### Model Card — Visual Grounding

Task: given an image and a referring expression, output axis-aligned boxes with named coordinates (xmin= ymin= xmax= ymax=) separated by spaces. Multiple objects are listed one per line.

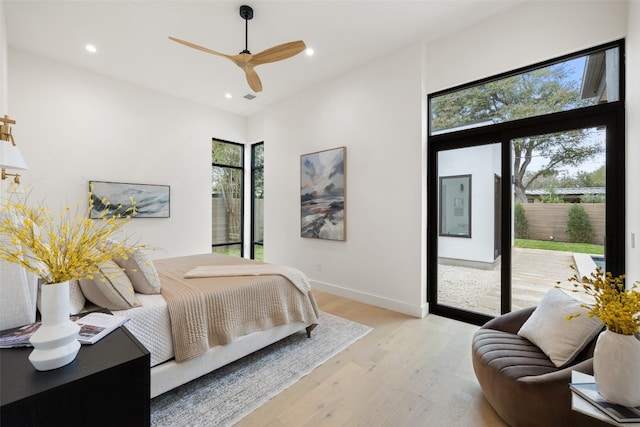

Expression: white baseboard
xmin=310 ymin=280 xmax=428 ymax=318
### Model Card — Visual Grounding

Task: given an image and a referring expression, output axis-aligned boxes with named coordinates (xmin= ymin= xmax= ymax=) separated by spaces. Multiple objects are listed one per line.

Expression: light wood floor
xmin=237 ymin=291 xmax=509 ymax=427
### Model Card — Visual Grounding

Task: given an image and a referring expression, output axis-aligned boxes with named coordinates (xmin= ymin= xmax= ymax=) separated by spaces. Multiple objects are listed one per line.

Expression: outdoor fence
xmin=212 ymin=198 xmax=264 ymax=244
xmin=520 ymin=203 xmax=605 ymax=245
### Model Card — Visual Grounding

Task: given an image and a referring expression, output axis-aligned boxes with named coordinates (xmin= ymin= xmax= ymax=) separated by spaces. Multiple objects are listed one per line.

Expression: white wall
xmin=0 ymin=0 xmax=7 ymax=113
xmin=7 ymin=49 xmax=247 ymax=258
xmin=262 ymin=42 xmax=426 ymax=316
xmin=626 ymin=0 xmax=640 ymax=283
xmin=425 ymin=1 xmax=629 ymax=94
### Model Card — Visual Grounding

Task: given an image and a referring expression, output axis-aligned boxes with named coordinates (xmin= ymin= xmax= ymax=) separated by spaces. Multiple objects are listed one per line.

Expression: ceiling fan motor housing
xmin=240 ymin=5 xmax=253 ymax=20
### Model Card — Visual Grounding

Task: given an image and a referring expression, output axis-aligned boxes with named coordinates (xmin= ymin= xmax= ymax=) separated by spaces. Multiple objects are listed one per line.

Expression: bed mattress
xmin=113 ymin=293 xmax=173 ymax=367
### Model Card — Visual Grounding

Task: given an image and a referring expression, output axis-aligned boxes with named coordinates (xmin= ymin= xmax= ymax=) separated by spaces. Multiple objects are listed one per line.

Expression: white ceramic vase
xmin=28 ymin=281 xmax=81 ymax=371
xmin=593 ymin=329 xmax=640 ymax=407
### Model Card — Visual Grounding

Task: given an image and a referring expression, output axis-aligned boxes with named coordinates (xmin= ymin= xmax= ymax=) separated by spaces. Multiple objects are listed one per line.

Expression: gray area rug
xmin=151 ymin=312 xmax=372 ymax=426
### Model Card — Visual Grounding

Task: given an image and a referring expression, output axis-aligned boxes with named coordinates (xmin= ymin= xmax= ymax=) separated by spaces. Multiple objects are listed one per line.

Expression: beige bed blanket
xmin=184 ymin=264 xmax=311 ymax=294
xmin=154 ymin=253 xmax=319 ymax=362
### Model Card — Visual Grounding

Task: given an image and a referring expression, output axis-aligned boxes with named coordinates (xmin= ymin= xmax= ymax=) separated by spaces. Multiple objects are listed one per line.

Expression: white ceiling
xmin=4 ymin=0 xmax=522 ymax=117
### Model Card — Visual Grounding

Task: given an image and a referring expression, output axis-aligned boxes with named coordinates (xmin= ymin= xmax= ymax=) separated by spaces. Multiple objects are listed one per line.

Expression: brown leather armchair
xmin=472 ymin=307 xmax=610 ymax=427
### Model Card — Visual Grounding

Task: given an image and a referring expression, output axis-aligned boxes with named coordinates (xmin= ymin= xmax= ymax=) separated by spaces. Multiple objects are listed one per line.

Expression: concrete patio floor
xmin=437 ymin=247 xmax=578 ymax=316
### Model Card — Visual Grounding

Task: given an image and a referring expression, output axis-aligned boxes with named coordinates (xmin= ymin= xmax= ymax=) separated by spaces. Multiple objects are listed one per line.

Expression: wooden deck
xmin=438 ymin=247 xmax=579 ymax=316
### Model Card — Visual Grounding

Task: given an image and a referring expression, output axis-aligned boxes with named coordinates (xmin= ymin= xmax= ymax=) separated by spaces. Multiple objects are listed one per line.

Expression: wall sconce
xmin=0 ymin=115 xmax=28 ymax=184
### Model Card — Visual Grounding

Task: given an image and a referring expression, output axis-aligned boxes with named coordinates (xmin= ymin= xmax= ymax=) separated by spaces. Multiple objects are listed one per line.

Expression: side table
xmin=571 ymin=370 xmax=640 ymax=427
xmin=1 ymin=326 xmax=150 ymax=426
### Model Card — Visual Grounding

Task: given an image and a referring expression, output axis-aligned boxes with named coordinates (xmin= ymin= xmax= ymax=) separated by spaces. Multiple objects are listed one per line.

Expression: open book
xmin=0 ymin=311 xmax=129 ymax=347
xmin=570 ymin=381 xmax=640 ymax=423
xmin=75 ymin=312 xmax=129 ymax=344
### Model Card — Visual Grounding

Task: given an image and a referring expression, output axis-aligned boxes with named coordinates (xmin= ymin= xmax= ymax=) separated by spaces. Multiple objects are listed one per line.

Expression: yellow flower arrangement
xmin=0 ymin=186 xmax=139 ymax=284
xmin=561 ymin=267 xmax=640 ymax=335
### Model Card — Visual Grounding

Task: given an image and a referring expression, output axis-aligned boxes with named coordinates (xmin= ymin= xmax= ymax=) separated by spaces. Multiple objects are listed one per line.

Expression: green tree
xmin=575 ymin=165 xmax=605 ymax=187
xmin=431 ymin=64 xmax=603 ymax=203
xmin=566 ymin=204 xmax=595 ymax=243
xmin=538 ymin=185 xmax=564 ymax=203
xmin=514 ymin=202 xmax=529 ymax=239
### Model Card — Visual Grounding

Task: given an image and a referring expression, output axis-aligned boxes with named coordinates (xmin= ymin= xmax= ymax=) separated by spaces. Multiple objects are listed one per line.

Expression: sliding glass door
xmin=436 ymin=143 xmax=503 ymax=318
xmin=428 ymin=41 xmax=624 ymax=325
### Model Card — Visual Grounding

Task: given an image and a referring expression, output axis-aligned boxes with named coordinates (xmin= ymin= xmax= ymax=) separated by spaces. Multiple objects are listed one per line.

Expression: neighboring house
xmin=525 ymin=187 xmax=606 ymax=203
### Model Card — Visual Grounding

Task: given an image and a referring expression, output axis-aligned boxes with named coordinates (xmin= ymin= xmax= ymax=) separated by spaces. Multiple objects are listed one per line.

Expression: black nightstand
xmin=0 ymin=326 xmax=150 ymax=426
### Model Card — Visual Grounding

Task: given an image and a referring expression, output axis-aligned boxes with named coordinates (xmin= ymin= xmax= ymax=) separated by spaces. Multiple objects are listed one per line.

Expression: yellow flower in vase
xmin=561 ymin=267 xmax=640 ymax=335
xmin=0 ymin=185 xmax=146 ymax=371
xmin=0 ymin=184 xmax=142 ymax=284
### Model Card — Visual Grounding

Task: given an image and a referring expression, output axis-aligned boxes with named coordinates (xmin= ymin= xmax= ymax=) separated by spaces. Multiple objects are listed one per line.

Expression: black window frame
xmin=251 ymin=142 xmax=264 ymax=260
xmin=211 ymin=138 xmax=245 ymax=257
xmin=427 ymin=39 xmax=626 ymax=326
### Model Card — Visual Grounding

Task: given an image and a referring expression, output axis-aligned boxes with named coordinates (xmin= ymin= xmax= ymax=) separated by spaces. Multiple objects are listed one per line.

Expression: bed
xmin=84 ymin=252 xmax=321 ymax=398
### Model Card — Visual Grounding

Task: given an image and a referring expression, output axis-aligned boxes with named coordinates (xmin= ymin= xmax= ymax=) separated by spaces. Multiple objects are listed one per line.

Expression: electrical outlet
xmin=632 ymin=233 xmax=636 ymax=249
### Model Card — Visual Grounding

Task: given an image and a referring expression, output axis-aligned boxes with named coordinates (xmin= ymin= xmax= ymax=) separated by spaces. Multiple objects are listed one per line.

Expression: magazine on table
xmin=570 ymin=381 xmax=640 ymax=423
xmin=0 ymin=311 xmax=129 ymax=347
xmin=74 ymin=312 xmax=129 ymax=344
xmin=0 ymin=321 xmax=42 ymax=348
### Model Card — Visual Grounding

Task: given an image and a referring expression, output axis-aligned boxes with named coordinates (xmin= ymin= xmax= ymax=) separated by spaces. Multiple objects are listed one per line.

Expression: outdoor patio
xmin=437 ymin=247 xmax=579 ymax=316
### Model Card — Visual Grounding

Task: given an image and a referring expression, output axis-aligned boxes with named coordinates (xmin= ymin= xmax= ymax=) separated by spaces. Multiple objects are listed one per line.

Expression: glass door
xmin=510 ymin=126 xmax=606 ymax=312
xmin=435 ymin=143 xmax=503 ymax=319
xmin=428 ymin=121 xmax=618 ymax=326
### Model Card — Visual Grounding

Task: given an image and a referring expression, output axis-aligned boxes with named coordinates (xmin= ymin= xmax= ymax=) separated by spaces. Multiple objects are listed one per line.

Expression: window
xmin=251 ymin=142 xmax=264 ymax=260
xmin=212 ymin=139 xmax=244 ymax=256
xmin=430 ymin=45 xmax=620 ymax=135
xmin=439 ymin=175 xmax=471 ymax=238
xmin=427 ymin=40 xmax=625 ymax=325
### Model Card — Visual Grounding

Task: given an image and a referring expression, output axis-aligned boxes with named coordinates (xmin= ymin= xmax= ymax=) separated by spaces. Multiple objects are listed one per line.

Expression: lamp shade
xmin=0 ymin=141 xmax=28 ymax=170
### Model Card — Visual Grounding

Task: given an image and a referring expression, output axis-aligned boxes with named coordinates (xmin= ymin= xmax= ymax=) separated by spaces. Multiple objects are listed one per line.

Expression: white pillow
xmin=112 ymin=248 xmax=161 ymax=295
xmin=518 ymin=287 xmax=603 ymax=367
xmin=79 ymin=260 xmax=140 ymax=310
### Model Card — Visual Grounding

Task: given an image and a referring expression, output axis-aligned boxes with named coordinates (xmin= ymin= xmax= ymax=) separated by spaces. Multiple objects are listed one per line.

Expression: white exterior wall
xmin=438 ymin=144 xmax=501 ymax=264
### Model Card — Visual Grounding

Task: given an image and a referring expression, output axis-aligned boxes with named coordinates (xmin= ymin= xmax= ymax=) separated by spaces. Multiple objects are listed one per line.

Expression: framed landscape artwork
xmin=300 ymin=147 xmax=346 ymax=240
xmin=89 ymin=181 xmax=170 ymax=219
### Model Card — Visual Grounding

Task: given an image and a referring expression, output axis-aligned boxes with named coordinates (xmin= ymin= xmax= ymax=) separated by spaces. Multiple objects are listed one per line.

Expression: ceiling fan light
xmin=305 ymin=47 xmax=314 ymax=56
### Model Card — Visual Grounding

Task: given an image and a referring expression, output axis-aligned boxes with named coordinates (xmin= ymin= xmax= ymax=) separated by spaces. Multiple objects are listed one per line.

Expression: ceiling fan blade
xmin=250 ymin=41 xmax=306 ymax=65
xmin=168 ymin=36 xmax=232 ymax=60
xmin=245 ymin=67 xmax=263 ymax=93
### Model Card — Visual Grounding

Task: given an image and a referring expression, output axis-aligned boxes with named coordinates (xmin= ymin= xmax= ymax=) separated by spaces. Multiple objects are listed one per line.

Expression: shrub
xmin=514 ymin=202 xmax=529 ymax=239
xmin=580 ymin=193 xmax=606 ymax=203
xmin=566 ymin=204 xmax=595 ymax=243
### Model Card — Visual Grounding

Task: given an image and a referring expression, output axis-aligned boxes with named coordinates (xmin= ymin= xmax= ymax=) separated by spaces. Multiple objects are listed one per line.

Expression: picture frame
xmin=89 ymin=181 xmax=170 ymax=219
xmin=300 ymin=147 xmax=346 ymax=241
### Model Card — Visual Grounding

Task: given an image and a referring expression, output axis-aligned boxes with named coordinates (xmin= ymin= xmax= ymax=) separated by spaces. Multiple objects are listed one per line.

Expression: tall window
xmin=427 ymin=40 xmax=625 ymax=325
xmin=251 ymin=142 xmax=264 ymax=260
xmin=212 ymin=139 xmax=244 ymax=256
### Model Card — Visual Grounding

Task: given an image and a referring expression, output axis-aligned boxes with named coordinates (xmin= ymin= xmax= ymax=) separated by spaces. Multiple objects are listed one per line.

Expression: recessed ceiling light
xmin=85 ymin=44 xmax=97 ymax=53
xmin=305 ymin=47 xmax=314 ymax=56
xmin=225 ymin=93 xmax=233 ymax=99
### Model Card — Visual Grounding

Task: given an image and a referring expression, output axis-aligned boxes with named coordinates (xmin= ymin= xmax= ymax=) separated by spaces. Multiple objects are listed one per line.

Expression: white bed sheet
xmin=113 ymin=294 xmax=173 ymax=367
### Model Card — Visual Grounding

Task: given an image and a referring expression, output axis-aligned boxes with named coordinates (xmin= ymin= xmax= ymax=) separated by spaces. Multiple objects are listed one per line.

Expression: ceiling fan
xmin=169 ymin=4 xmax=306 ymax=93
